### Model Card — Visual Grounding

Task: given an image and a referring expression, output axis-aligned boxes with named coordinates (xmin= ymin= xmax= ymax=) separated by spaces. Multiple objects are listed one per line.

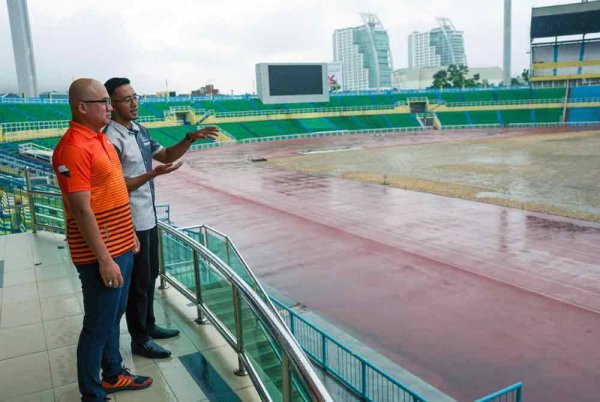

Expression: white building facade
xmin=393 ymin=66 xmax=503 ymax=90
xmin=408 ymin=31 xmax=441 ymax=68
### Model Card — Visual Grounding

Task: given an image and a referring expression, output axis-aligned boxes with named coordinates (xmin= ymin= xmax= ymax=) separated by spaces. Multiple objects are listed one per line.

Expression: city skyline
xmin=0 ymin=0 xmax=585 ymax=95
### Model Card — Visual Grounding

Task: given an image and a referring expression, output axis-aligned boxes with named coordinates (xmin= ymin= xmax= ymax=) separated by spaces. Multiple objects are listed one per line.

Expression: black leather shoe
xmin=149 ymin=325 xmax=180 ymax=339
xmin=131 ymin=339 xmax=171 ymax=359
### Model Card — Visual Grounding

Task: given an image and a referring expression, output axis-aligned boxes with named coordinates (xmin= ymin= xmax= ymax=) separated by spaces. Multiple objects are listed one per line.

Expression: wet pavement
xmin=156 ymin=129 xmax=600 ymax=402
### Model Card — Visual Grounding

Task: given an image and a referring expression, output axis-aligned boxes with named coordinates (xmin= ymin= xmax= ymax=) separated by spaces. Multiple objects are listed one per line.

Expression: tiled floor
xmin=0 ymin=232 xmax=261 ymax=402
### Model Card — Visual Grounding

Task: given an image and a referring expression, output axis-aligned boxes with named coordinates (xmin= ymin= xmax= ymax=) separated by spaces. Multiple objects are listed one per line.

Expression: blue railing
xmin=272 ymin=298 xmax=427 ymax=402
xmin=474 ymin=382 xmax=523 ymax=402
xmin=0 ymin=84 xmax=570 ymax=105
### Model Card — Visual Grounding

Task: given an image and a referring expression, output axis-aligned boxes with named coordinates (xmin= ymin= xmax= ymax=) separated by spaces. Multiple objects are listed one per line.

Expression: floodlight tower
xmin=503 ymin=0 xmax=512 ymax=86
xmin=6 ymin=0 xmax=39 ymax=97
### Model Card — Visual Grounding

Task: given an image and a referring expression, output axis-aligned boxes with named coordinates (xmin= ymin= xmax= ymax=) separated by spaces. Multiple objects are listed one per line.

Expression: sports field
xmin=158 ymin=127 xmax=600 ymax=401
xmin=267 ymin=129 xmax=600 ymax=222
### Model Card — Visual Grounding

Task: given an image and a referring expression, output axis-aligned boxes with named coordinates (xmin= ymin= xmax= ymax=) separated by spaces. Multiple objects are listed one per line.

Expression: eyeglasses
xmin=112 ymin=94 xmax=140 ymax=105
xmin=82 ymin=97 xmax=111 ymax=107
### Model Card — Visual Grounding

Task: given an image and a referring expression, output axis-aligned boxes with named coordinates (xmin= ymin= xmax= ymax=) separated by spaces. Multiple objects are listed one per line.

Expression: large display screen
xmin=268 ymin=65 xmax=324 ymax=96
xmin=256 ymin=63 xmax=329 ymax=104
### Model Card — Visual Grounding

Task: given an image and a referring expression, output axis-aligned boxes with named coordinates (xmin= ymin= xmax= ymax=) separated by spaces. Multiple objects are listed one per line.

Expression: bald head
xmin=68 ymin=78 xmax=112 ymax=130
xmin=69 ymin=79 xmax=104 ymax=110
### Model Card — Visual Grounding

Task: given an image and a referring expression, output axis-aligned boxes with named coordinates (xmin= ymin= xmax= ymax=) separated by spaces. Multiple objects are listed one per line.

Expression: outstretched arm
xmin=153 ymin=126 xmax=219 ymax=164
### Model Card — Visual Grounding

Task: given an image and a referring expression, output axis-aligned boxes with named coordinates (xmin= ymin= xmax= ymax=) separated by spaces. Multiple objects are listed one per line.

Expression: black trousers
xmin=126 ymin=226 xmax=159 ymax=344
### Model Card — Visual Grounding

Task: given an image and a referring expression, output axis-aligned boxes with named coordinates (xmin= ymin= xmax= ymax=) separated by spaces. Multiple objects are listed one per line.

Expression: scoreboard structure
xmin=256 ymin=63 xmax=329 ymax=104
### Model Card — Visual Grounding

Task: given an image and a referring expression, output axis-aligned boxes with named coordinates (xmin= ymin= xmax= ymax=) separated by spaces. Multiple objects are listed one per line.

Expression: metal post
xmin=281 ymin=353 xmax=292 ymax=402
xmin=192 ymin=250 xmax=207 ymax=324
xmin=24 ymin=169 xmax=36 ymax=233
xmin=322 ymin=333 xmax=328 ymax=370
xmin=201 ymin=225 xmax=208 ymax=247
xmin=289 ymin=311 xmax=295 ymax=335
xmin=157 ymin=228 xmax=167 ymax=289
xmin=201 ymin=226 xmax=209 ymax=285
xmin=232 ymin=287 xmax=248 ymax=376
xmin=503 ymin=0 xmax=512 ymax=87
xmin=225 ymin=237 xmax=232 ymax=266
xmin=361 ymin=360 xmax=367 ymax=399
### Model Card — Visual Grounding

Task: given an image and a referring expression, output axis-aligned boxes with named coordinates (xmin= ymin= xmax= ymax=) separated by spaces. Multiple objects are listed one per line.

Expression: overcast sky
xmin=0 ymin=0 xmax=582 ymax=94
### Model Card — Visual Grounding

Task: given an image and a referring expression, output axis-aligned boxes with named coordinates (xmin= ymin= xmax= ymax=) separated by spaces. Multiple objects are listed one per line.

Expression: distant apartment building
xmin=333 ymin=13 xmax=393 ymax=91
xmin=409 ymin=18 xmax=466 ymax=68
xmin=191 ymin=84 xmax=219 ymax=97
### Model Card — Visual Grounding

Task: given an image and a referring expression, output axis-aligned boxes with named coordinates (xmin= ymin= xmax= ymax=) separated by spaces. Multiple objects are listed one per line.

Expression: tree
xmin=521 ymin=69 xmax=530 ymax=84
xmin=499 ymin=69 xmax=531 ymax=87
xmin=465 ymin=73 xmax=481 ymax=88
xmin=430 ymin=64 xmax=481 ymax=89
xmin=431 ymin=69 xmax=450 ymax=89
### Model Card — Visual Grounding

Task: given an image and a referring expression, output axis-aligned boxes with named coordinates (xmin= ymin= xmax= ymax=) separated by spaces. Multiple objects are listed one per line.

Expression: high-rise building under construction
xmin=408 ymin=18 xmax=466 ymax=68
xmin=333 ymin=13 xmax=393 ymax=91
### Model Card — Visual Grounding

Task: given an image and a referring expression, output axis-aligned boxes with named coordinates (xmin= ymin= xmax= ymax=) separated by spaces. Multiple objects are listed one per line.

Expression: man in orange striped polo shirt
xmin=52 ymin=78 xmax=152 ymax=401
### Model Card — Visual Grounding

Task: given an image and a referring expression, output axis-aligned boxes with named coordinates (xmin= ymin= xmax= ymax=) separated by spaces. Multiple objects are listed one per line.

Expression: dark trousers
xmin=126 ymin=226 xmax=159 ymax=344
xmin=76 ymin=251 xmax=133 ymax=402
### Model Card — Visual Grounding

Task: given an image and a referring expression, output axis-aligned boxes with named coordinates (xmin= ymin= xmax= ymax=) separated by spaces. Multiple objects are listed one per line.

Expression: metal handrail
xmin=407 ymin=97 xmax=430 ymax=103
xmin=180 ymin=224 xmax=270 ymax=295
xmin=24 ymin=171 xmax=65 ymax=234
xmin=474 ymin=382 xmax=523 ymax=402
xmin=0 ymin=115 xmax=163 ymax=132
xmin=1 ymin=119 xmax=69 ymax=132
xmin=212 ymin=104 xmax=395 ymax=118
xmin=190 ymin=126 xmax=427 ymax=150
xmin=157 ymin=221 xmax=333 ymax=402
xmin=0 ymin=153 xmax=53 ymax=176
xmin=442 ymin=98 xmax=563 ymax=107
xmin=508 ymin=121 xmax=600 ymax=128
xmin=272 ymin=299 xmax=428 ymax=402
xmin=440 ymin=123 xmax=502 ymax=130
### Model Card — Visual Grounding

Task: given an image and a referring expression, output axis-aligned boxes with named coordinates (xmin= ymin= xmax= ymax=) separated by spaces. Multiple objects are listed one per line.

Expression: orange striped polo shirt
xmin=52 ymin=121 xmax=135 ymax=264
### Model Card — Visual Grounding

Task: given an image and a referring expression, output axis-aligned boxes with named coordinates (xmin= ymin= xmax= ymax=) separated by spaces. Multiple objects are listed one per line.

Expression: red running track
xmin=156 ymin=131 xmax=600 ymax=402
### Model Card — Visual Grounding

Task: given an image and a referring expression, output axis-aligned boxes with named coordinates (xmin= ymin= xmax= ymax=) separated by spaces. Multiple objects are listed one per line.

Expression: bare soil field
xmin=267 ymin=130 xmax=600 ymax=222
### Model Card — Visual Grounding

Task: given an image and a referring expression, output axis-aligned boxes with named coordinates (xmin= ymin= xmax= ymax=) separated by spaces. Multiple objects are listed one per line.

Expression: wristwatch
xmin=185 ymin=132 xmax=195 ymax=143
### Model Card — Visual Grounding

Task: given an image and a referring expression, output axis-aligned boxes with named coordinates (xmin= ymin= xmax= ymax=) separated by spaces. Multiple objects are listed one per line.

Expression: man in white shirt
xmin=104 ymin=77 xmax=218 ymax=359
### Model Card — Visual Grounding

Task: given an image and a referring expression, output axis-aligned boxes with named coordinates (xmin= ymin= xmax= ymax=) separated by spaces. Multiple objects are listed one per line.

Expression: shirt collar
xmin=108 ymin=119 xmax=140 ymax=136
xmin=69 ymin=120 xmax=103 ymax=139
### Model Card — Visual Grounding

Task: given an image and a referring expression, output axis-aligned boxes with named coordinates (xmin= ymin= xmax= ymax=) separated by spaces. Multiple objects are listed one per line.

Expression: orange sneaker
xmin=102 ymin=369 xmax=152 ymax=394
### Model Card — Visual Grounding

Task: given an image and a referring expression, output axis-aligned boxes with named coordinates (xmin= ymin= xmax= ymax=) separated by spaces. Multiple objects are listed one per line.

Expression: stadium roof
xmin=531 ymin=1 xmax=600 ymax=39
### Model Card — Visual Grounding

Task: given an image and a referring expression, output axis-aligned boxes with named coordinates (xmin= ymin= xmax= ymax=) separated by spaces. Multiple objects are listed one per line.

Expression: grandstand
xmin=530 ymin=1 xmax=600 ymax=86
xmin=2 ymin=85 xmax=600 ymax=149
